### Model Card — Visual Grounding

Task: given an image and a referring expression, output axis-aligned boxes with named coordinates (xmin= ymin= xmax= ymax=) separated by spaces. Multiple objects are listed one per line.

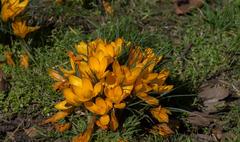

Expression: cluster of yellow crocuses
xmin=1 ymin=0 xmax=40 ymax=38
xmin=1 ymin=0 xmax=40 ymax=68
xmin=44 ymin=38 xmax=174 ymax=141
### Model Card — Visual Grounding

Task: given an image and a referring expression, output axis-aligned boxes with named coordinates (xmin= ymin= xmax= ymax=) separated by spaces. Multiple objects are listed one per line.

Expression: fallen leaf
xmin=24 ymin=127 xmax=39 ymax=138
xmin=175 ymin=0 xmax=204 ymax=15
xmin=187 ymin=111 xmax=217 ymax=127
xmin=199 ymin=84 xmax=229 ymax=113
xmin=212 ymin=127 xmax=223 ymax=141
xmin=194 ymin=134 xmax=217 ymax=142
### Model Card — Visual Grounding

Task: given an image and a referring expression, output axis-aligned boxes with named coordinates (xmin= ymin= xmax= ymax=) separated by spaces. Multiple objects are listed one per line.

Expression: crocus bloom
xmin=12 ymin=20 xmax=40 ymax=38
xmin=84 ymin=97 xmax=112 ymax=115
xmin=152 ymin=123 xmax=174 ymax=137
xmin=4 ymin=51 xmax=15 ymax=66
xmin=1 ymin=0 xmax=29 ymax=22
xmin=88 ymin=51 xmax=109 ymax=79
xmin=69 ymin=76 xmax=102 ymax=102
xmin=150 ymin=107 xmax=171 ymax=123
xmin=96 ymin=114 xmax=110 ymax=129
xmin=72 ymin=116 xmax=95 ymax=142
xmin=48 ymin=69 xmax=67 ymax=91
xmin=54 ymin=122 xmax=71 ymax=132
xmin=19 ymin=52 xmax=29 ymax=68
xmin=102 ymin=0 xmax=113 ymax=15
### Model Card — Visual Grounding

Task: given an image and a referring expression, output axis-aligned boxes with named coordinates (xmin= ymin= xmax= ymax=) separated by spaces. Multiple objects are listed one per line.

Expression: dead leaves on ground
xmin=186 ymin=79 xmax=240 ymax=142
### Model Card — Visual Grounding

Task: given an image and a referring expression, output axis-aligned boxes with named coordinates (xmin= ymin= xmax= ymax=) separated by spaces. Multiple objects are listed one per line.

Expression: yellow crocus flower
xmin=150 ymin=107 xmax=171 ymax=123
xmin=152 ymin=123 xmax=174 ymax=137
xmin=75 ymin=41 xmax=88 ymax=61
xmin=48 ymin=69 xmax=67 ymax=91
xmin=104 ymin=86 xmax=126 ymax=105
xmin=102 ymin=0 xmax=113 ymax=15
xmin=69 ymin=76 xmax=102 ymax=102
xmin=84 ymin=97 xmax=112 ymax=115
xmin=96 ymin=114 xmax=110 ymax=129
xmin=12 ymin=20 xmax=40 ymax=38
xmin=4 ymin=51 xmax=15 ymax=66
xmin=1 ymin=0 xmax=29 ymax=22
xmin=19 ymin=52 xmax=29 ymax=68
xmin=88 ymin=51 xmax=109 ymax=79
xmin=136 ymin=92 xmax=159 ymax=106
xmin=77 ymin=61 xmax=94 ymax=79
xmin=63 ymin=88 xmax=81 ymax=106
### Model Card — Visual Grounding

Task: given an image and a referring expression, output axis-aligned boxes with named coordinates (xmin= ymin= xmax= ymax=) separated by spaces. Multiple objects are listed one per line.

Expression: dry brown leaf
xmin=187 ymin=111 xmax=217 ymax=127
xmin=199 ymin=85 xmax=229 ymax=113
xmin=194 ymin=134 xmax=218 ymax=142
xmin=24 ymin=127 xmax=39 ymax=138
xmin=175 ymin=0 xmax=204 ymax=15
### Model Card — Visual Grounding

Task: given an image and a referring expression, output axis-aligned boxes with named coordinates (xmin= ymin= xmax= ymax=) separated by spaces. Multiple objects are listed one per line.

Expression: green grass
xmin=0 ymin=0 xmax=240 ymax=141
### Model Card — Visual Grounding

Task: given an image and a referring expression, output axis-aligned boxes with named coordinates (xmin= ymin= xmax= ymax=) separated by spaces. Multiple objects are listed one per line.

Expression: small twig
xmin=4 ymin=120 xmax=24 ymax=142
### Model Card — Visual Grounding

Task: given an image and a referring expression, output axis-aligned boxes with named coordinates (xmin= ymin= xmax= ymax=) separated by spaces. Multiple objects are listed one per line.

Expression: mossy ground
xmin=0 ymin=0 xmax=239 ymax=141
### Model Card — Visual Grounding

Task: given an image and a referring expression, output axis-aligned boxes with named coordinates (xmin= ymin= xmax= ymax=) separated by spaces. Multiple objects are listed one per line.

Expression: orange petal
xmin=136 ymin=92 xmax=159 ymax=106
xmin=150 ymin=107 xmax=171 ymax=123
xmin=4 ymin=51 xmax=15 ymax=66
xmin=54 ymin=122 xmax=71 ymax=132
xmin=72 ymin=116 xmax=95 ymax=142
xmin=152 ymin=123 xmax=174 ymax=137
xmin=19 ymin=53 xmax=29 ymax=68
xmin=158 ymin=85 xmax=174 ymax=93
xmin=69 ymin=75 xmax=82 ymax=87
xmin=63 ymin=88 xmax=81 ymax=106
xmin=114 ymin=103 xmax=126 ymax=109
xmin=48 ymin=69 xmax=65 ymax=82
xmin=54 ymin=100 xmax=72 ymax=110
xmin=110 ymin=110 xmax=118 ymax=131
xmin=99 ymin=114 xmax=110 ymax=125
xmin=41 ymin=110 xmax=71 ymax=124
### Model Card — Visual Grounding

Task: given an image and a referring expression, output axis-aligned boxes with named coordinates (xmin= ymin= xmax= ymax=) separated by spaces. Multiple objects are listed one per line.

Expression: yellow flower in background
xmin=4 ymin=51 xmax=15 ymax=66
xmin=150 ymin=107 xmax=171 ymax=123
xmin=1 ymin=0 xmax=29 ymax=22
xmin=19 ymin=52 xmax=29 ymax=68
xmin=12 ymin=20 xmax=40 ymax=38
xmin=102 ymin=0 xmax=113 ymax=15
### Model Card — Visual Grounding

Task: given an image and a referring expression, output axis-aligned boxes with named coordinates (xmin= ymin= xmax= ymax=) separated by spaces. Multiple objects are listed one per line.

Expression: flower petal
xmin=41 ymin=110 xmax=71 ymax=124
xmin=55 ymin=100 xmax=72 ymax=110
xmin=63 ymin=88 xmax=80 ymax=106
xmin=114 ymin=103 xmax=126 ymax=109
xmin=69 ymin=75 xmax=82 ymax=87
xmin=136 ymin=92 xmax=159 ymax=106
xmin=54 ymin=122 xmax=71 ymax=132
xmin=110 ymin=110 xmax=119 ymax=131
